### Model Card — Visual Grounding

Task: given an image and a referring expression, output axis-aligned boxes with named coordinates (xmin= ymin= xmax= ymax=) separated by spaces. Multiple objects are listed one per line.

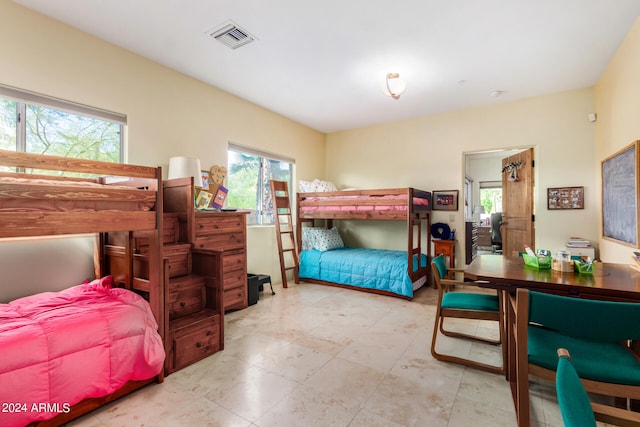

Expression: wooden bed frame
xmin=296 ymin=187 xmax=432 ymax=297
xmin=0 ymin=148 xmax=164 ymax=426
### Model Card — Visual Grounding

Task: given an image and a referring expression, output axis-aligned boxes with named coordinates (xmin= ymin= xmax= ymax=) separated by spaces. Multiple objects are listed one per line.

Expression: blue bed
xmin=299 ymin=247 xmax=428 ymax=298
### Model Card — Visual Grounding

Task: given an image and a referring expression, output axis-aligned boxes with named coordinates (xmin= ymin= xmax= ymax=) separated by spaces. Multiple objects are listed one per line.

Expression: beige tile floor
xmin=68 ymin=282 xmax=609 ymax=427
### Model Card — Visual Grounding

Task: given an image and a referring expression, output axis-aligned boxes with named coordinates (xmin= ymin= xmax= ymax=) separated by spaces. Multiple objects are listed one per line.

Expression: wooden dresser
xmin=105 ymin=178 xmax=249 ymax=374
xmin=477 ymin=226 xmax=492 ymax=247
xmin=164 ymin=178 xmax=249 ymax=312
xmin=193 ymin=211 xmax=248 ymax=311
xmin=157 ymin=184 xmax=226 ymax=374
xmin=465 ymin=221 xmax=478 ymax=264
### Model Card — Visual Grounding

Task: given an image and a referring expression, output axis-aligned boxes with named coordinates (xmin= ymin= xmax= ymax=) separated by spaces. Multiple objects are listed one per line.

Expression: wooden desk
xmin=464 ymin=254 xmax=640 ymax=301
xmin=433 ymin=239 xmax=455 ymax=269
xmin=464 ymin=255 xmax=640 ymax=417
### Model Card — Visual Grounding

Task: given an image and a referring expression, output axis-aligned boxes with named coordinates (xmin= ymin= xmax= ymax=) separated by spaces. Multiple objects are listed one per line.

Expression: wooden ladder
xmin=270 ymin=180 xmax=299 ymax=288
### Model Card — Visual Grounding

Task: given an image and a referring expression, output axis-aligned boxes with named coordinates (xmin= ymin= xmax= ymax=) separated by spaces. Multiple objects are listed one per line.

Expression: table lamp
xmin=168 ymin=156 xmax=202 ymax=187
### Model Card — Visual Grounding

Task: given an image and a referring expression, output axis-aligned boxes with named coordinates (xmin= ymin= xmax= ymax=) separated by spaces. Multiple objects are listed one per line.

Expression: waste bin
xmin=247 ymin=274 xmax=260 ymax=306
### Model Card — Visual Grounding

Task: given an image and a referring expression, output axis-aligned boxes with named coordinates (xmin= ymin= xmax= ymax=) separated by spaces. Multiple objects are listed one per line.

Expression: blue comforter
xmin=299 ymin=247 xmax=427 ymax=298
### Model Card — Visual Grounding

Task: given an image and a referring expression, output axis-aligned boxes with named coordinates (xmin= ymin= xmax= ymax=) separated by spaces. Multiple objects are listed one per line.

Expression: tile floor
xmin=69 ymin=282 xmax=610 ymax=427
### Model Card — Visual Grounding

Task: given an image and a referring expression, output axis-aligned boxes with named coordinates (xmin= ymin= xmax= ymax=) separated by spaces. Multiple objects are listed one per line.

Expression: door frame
xmin=463 ymin=147 xmax=535 ymax=263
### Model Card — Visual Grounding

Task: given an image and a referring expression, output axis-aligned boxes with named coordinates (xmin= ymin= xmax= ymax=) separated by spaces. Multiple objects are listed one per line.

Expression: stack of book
xmin=566 ymin=237 xmax=592 ymax=248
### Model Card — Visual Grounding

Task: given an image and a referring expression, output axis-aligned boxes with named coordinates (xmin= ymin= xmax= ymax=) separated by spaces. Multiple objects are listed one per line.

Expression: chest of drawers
xmin=194 ymin=212 xmax=248 ymax=312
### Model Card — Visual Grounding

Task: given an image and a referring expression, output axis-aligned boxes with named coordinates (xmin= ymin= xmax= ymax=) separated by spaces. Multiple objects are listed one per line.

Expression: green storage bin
xmin=574 ymin=261 xmax=594 ymax=274
xmin=523 ymin=253 xmax=552 ymax=269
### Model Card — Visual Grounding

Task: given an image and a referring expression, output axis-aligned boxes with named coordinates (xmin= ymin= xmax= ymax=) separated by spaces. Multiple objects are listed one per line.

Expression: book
xmin=566 ymin=237 xmax=591 ymax=247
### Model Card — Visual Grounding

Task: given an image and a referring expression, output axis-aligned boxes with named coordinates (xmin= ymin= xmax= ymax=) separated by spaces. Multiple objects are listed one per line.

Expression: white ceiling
xmin=12 ymin=0 xmax=640 ymax=133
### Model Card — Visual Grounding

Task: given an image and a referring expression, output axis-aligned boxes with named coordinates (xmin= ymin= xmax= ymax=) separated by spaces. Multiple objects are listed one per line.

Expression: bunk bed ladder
xmin=270 ymin=180 xmax=299 ymax=288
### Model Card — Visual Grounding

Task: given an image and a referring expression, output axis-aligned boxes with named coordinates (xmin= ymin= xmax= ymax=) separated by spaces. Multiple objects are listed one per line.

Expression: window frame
xmin=227 ymin=142 xmax=295 ymax=226
xmin=0 ymin=83 xmax=125 ymax=163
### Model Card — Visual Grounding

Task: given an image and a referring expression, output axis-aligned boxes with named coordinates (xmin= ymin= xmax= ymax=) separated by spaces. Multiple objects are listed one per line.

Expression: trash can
xmin=247 ymin=274 xmax=260 ymax=306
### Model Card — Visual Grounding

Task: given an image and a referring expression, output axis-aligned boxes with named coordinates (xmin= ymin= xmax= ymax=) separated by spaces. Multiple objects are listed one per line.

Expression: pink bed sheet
xmin=300 ymin=195 xmax=430 ymax=211
xmin=0 ymin=276 xmax=165 ymax=427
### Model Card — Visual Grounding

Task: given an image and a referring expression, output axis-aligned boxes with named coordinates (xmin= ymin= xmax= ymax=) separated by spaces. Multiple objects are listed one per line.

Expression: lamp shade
xmin=168 ymin=156 xmax=202 ymax=187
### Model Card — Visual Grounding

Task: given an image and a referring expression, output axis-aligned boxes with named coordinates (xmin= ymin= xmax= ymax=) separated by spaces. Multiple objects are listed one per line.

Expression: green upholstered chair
xmin=515 ymin=289 xmax=640 ymax=427
xmin=556 ymin=348 xmax=596 ymax=427
xmin=430 ymin=255 xmax=505 ymax=374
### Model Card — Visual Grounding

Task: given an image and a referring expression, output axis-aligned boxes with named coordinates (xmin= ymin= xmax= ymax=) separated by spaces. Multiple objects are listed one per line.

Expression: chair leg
xmin=431 ymin=317 xmax=505 ymax=375
xmin=439 ymin=320 xmax=502 ymax=345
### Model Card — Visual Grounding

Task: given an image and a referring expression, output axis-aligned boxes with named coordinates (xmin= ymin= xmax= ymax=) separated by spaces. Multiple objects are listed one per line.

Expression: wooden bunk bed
xmin=0 ymin=149 xmax=165 ymax=427
xmin=295 ymin=187 xmax=432 ymax=299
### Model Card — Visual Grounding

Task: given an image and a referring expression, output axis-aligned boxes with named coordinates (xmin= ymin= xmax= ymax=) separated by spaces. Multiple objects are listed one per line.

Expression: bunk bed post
xmin=407 ymin=188 xmax=415 ymax=281
xmin=153 ymin=167 xmax=166 ymax=346
xmin=95 ymin=233 xmax=104 ymax=280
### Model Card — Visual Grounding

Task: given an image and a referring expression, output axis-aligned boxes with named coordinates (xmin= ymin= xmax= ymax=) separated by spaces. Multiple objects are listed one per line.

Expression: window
xmin=479 ymin=181 xmax=502 ymax=222
xmin=227 ymin=143 xmax=294 ymax=225
xmin=0 ymin=84 xmax=124 ymax=170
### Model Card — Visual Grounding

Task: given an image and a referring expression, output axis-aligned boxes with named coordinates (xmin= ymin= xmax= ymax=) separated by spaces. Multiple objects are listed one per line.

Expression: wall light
xmin=383 ymin=72 xmax=406 ymax=100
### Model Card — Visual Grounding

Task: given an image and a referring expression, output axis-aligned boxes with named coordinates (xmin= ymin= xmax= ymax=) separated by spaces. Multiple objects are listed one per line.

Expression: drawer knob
xmin=180 ymin=302 xmax=186 ymax=307
xmin=196 ymin=342 xmax=202 ymax=348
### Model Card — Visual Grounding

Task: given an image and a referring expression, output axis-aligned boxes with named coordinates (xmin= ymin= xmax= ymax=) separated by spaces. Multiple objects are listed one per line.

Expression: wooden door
xmin=502 ymin=148 xmax=535 ymax=256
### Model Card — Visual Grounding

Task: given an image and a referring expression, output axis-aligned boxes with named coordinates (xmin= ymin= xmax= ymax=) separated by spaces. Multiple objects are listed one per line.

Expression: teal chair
xmin=430 ymin=255 xmax=505 ymax=374
xmin=515 ymin=289 xmax=640 ymax=426
xmin=556 ymin=348 xmax=596 ymax=427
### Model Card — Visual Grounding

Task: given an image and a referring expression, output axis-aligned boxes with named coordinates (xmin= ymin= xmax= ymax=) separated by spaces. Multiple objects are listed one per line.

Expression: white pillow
xmin=299 ymin=180 xmax=315 ymax=192
xmin=312 ymin=227 xmax=344 ymax=251
xmin=299 ymin=179 xmax=338 ymax=192
xmin=313 ymin=179 xmax=338 ymax=192
xmin=301 ymin=227 xmax=320 ymax=251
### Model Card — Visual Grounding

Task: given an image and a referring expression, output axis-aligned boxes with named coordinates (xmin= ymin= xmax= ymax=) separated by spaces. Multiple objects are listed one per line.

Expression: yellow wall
xmin=326 ymin=88 xmax=598 ymax=265
xmin=594 ymin=17 xmax=640 ymax=262
xmin=0 ymin=2 xmax=325 ymax=289
xmin=1 ymin=2 xmax=637 ymax=294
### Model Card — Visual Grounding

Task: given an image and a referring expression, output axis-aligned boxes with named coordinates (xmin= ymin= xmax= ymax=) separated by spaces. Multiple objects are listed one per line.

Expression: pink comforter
xmin=0 ymin=277 xmax=165 ymax=426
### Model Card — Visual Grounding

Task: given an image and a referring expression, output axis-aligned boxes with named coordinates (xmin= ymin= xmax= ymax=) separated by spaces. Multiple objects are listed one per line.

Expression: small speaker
xmin=588 ymin=113 xmax=597 ymax=122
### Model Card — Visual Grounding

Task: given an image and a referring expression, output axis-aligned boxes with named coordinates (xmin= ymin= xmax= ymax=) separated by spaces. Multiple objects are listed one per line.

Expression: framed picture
xmin=210 ymin=185 xmax=229 ymax=209
xmin=200 ymin=170 xmax=210 ymax=189
xmin=195 ymin=190 xmax=213 ymax=209
xmin=432 ymin=190 xmax=459 ymax=211
xmin=602 ymin=140 xmax=640 ymax=247
xmin=547 ymin=186 xmax=584 ymax=210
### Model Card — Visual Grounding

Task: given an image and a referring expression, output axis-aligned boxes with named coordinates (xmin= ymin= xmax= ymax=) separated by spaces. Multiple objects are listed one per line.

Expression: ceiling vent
xmin=207 ymin=21 xmax=256 ymax=50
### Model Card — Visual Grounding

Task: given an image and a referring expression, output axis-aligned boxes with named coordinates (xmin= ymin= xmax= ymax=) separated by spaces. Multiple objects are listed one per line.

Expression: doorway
xmin=464 ymin=148 xmax=535 ymax=263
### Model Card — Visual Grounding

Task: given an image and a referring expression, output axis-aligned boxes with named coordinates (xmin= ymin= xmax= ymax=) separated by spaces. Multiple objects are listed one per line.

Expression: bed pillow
xmin=312 ymin=227 xmax=344 ymax=251
xmin=299 ymin=179 xmax=338 ymax=192
xmin=299 ymin=180 xmax=315 ymax=192
xmin=313 ymin=179 xmax=338 ymax=192
xmin=301 ymin=227 xmax=321 ymax=251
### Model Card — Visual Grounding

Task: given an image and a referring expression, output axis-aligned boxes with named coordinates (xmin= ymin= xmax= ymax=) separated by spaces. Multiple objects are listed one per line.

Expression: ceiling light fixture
xmin=383 ymin=73 xmax=406 ymax=100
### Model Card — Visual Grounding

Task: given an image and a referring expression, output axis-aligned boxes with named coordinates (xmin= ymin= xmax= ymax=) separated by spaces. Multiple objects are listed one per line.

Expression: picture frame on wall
xmin=432 ymin=190 xmax=459 ymax=211
xmin=547 ymin=186 xmax=584 ymax=210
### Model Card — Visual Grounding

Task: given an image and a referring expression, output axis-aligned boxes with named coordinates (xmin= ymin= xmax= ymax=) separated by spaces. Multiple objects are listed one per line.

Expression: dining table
xmin=463 ymin=254 xmax=640 ymax=411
